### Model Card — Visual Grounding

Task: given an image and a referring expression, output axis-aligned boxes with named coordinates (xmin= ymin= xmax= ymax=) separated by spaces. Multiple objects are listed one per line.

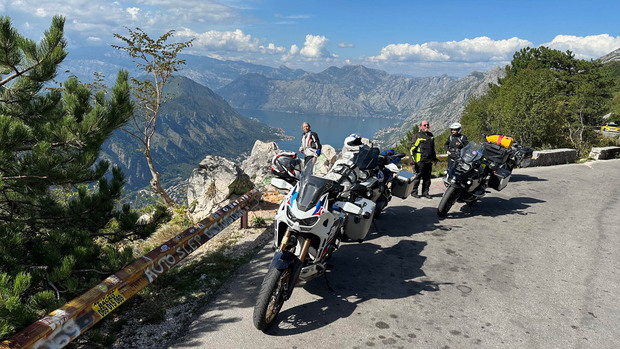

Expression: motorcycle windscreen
xmin=352 ymin=146 xmax=379 ymax=170
xmin=458 ymin=141 xmax=483 ymax=163
xmin=297 ymin=162 xmax=339 ymax=211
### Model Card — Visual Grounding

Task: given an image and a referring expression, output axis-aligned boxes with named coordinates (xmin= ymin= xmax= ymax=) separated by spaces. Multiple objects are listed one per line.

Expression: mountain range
xmin=99 ymin=76 xmax=283 ymax=191
xmin=61 ymin=46 xmax=619 ymax=195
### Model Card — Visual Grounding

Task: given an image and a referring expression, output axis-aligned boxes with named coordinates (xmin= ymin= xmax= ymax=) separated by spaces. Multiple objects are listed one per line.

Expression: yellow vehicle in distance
xmin=601 ymin=122 xmax=619 ymax=132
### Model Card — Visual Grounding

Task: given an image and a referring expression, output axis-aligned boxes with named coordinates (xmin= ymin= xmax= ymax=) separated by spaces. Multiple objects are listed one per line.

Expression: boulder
xmin=240 ymin=140 xmax=280 ymax=187
xmin=187 ymin=155 xmax=254 ymax=221
xmin=314 ymin=144 xmax=337 ymax=176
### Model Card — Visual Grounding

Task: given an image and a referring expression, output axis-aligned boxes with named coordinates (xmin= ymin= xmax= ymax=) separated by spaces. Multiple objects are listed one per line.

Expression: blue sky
xmin=2 ymin=0 xmax=619 ymax=77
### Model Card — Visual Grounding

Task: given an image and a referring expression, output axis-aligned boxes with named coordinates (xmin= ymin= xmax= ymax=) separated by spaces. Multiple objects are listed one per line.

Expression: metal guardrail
xmin=1 ymin=188 xmax=262 ymax=349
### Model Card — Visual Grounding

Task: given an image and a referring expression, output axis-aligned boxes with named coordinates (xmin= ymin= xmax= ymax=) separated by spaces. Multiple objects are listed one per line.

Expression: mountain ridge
xmin=99 ymin=75 xmax=283 ymax=191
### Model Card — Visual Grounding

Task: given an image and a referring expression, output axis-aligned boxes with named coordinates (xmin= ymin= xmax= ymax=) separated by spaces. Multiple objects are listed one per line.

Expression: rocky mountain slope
xmin=99 ymin=76 xmax=283 ymax=191
xmin=62 ymin=47 xmax=305 ymax=90
xmin=599 ymin=48 xmax=620 ymax=64
xmin=217 ymin=65 xmax=457 ymax=118
xmin=375 ymin=67 xmax=506 ymax=147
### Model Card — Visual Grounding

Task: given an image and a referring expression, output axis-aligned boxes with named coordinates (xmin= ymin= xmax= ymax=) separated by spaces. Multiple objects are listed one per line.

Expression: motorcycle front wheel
xmin=437 ymin=185 xmax=459 ymax=218
xmin=253 ymin=266 xmax=292 ymax=331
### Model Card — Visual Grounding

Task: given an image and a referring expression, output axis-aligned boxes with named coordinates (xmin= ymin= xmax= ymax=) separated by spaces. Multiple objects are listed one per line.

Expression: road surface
xmin=172 ymin=159 xmax=620 ymax=349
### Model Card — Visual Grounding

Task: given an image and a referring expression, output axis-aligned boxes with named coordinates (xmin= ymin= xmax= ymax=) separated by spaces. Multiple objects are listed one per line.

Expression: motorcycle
xmin=437 ymin=135 xmax=533 ymax=218
xmin=437 ymin=141 xmax=489 ymax=218
xmin=253 ymin=157 xmax=374 ymax=331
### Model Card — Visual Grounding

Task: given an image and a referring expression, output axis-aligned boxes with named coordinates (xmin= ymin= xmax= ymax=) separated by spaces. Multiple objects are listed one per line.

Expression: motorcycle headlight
xmin=285 ymin=206 xmax=320 ymax=226
xmin=299 ymin=216 xmax=320 ymax=226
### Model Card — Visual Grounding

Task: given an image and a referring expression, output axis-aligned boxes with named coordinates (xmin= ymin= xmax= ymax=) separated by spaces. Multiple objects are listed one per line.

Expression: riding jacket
xmin=300 ymin=131 xmax=322 ymax=158
xmin=409 ymin=130 xmax=437 ymax=163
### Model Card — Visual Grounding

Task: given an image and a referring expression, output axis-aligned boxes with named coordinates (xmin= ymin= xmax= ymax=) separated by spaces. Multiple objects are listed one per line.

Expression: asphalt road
xmin=172 ymin=159 xmax=620 ymax=349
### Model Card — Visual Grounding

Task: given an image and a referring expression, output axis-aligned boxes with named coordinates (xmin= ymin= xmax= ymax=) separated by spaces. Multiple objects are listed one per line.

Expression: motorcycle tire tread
xmin=253 ymin=267 xmax=291 ymax=331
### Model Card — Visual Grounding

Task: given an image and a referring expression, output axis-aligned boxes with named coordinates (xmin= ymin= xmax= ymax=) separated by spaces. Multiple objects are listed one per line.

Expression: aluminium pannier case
xmin=344 ymin=197 xmax=375 ymax=242
xmin=488 ymin=167 xmax=511 ymax=191
xmin=391 ymin=170 xmax=416 ymax=199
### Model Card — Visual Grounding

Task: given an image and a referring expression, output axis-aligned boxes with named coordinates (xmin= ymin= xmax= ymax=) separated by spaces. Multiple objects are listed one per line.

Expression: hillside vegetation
xmin=0 ymin=16 xmax=169 ymax=341
xmin=395 ymin=47 xmax=618 ymax=156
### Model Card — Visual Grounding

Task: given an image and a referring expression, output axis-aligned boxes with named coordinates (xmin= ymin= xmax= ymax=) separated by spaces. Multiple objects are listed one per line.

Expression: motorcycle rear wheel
xmin=437 ymin=186 xmax=459 ymax=218
xmin=253 ymin=267 xmax=292 ymax=331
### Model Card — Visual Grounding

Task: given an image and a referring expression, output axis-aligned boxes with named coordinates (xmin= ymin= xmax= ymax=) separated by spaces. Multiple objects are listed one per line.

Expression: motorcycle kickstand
xmin=323 ymin=269 xmax=334 ymax=292
xmin=371 ymin=220 xmax=381 ymax=235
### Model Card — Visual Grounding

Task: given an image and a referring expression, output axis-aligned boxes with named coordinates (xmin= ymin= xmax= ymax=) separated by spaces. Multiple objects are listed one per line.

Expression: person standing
xmin=409 ymin=120 xmax=438 ymax=199
xmin=444 ymin=122 xmax=469 ymax=170
xmin=299 ymin=122 xmax=322 ymax=165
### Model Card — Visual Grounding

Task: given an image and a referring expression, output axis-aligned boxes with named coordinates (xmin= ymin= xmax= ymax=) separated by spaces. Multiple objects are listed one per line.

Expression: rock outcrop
xmin=240 ymin=140 xmax=280 ymax=187
xmin=187 ymin=156 xmax=253 ymax=221
xmin=187 ymin=140 xmax=341 ymax=219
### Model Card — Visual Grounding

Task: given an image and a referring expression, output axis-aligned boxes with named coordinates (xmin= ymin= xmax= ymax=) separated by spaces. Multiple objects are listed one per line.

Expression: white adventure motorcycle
xmin=253 ymin=153 xmax=375 ymax=331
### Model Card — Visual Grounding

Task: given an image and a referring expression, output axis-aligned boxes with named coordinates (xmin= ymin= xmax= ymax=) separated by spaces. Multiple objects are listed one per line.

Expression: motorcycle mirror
xmin=342 ymin=202 xmax=363 ymax=215
xmin=270 ymin=177 xmax=294 ymax=191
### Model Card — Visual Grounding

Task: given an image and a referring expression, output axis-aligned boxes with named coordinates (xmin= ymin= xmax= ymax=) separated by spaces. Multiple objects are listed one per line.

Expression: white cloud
xmin=542 ymin=34 xmax=620 ymax=59
xmin=126 ymin=7 xmax=140 ymax=20
xmin=35 ymin=8 xmax=48 ymax=17
xmin=339 ymin=42 xmax=354 ymax=48
xmin=299 ymin=34 xmax=337 ymax=59
xmin=176 ymin=28 xmax=286 ymax=54
xmin=370 ymin=36 xmax=532 ymax=63
xmin=370 ymin=43 xmax=450 ymax=62
xmin=289 ymin=44 xmax=300 ymax=55
xmin=434 ymin=36 xmax=532 ymax=61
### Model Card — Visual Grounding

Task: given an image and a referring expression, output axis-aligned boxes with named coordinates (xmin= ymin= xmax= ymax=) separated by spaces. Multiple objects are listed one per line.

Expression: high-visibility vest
xmin=410 ymin=138 xmax=427 ymax=162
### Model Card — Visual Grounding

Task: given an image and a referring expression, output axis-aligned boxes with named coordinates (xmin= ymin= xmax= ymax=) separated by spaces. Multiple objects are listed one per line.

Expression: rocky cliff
xmin=99 ymin=76 xmax=283 ymax=191
xmin=217 ymin=65 xmax=457 ymax=118
xmin=375 ymin=67 xmax=506 ymax=147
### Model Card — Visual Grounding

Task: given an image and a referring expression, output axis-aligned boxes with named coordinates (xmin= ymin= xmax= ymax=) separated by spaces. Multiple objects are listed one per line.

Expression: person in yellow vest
xmin=409 ymin=120 xmax=438 ymax=199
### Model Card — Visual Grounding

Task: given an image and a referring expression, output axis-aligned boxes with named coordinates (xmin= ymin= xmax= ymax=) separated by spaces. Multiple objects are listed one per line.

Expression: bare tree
xmin=112 ymin=28 xmax=194 ymax=207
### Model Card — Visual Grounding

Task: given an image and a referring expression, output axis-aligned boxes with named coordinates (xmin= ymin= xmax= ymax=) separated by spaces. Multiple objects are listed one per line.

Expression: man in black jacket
xmin=409 ymin=120 xmax=438 ymax=199
xmin=444 ymin=122 xmax=469 ymax=170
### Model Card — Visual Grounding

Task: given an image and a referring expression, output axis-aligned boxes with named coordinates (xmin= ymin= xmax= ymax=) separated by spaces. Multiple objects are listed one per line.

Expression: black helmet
xmin=270 ymin=151 xmax=301 ymax=180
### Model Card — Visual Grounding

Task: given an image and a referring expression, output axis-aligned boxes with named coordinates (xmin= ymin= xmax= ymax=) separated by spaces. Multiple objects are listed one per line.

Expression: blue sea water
xmin=238 ymin=109 xmax=399 ymax=152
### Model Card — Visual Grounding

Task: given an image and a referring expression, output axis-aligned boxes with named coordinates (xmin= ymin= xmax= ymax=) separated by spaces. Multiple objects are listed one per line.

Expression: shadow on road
xmin=509 ymin=173 xmax=548 ymax=183
xmin=443 ymin=196 xmax=546 ymax=219
xmin=263 ymin=239 xmax=447 ymax=335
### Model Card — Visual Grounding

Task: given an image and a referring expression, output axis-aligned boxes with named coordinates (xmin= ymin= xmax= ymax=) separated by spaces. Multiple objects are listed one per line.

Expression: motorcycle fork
xmin=278 ymin=230 xmax=312 ymax=300
xmin=278 ymin=230 xmax=312 ymax=261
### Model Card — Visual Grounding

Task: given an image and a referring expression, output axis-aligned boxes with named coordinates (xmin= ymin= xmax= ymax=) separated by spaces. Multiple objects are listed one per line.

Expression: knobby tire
xmin=437 ymin=185 xmax=459 ymax=218
xmin=253 ymin=267 xmax=292 ymax=331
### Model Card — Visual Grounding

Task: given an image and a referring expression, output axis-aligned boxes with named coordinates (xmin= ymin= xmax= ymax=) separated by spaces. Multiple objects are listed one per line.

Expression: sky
xmin=2 ymin=0 xmax=620 ymax=77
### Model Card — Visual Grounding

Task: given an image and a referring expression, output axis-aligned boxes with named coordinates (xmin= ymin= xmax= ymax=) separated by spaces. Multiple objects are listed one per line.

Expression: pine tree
xmin=0 ymin=16 xmax=168 ymax=340
xmin=461 ymin=47 xmax=613 ymax=154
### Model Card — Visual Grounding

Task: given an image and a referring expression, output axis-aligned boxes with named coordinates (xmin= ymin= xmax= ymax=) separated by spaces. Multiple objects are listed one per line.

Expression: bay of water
xmin=239 ymin=109 xmax=399 ymax=152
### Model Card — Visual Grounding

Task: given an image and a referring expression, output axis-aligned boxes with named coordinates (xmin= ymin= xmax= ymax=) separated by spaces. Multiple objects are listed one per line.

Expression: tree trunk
xmin=145 ymin=150 xmax=176 ymax=207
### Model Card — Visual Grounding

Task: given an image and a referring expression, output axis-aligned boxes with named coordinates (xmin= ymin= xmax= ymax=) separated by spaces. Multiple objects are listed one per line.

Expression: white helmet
xmin=343 ymin=133 xmax=363 ymax=152
xmin=450 ymin=122 xmax=462 ymax=132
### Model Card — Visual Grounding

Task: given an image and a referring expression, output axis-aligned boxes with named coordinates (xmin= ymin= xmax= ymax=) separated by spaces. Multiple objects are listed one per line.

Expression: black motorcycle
xmin=437 ymin=141 xmax=489 ymax=217
xmin=437 ymin=138 xmax=532 ymax=218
